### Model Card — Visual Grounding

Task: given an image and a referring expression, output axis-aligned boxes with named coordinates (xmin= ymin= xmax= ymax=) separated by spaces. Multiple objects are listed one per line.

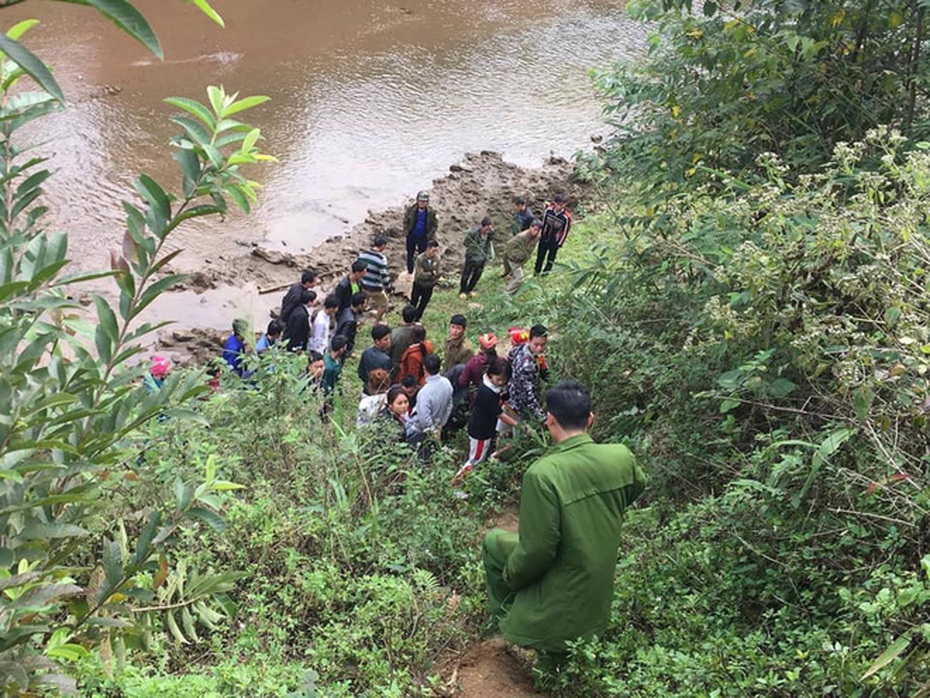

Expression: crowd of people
xmin=148 ymin=190 xmax=646 ymax=668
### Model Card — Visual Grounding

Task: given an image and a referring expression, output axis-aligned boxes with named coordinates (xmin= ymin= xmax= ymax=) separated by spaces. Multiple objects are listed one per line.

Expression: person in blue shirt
xmin=403 ymin=191 xmax=439 ymax=274
xmin=222 ymin=318 xmax=250 ymax=377
xmin=255 ymin=319 xmax=284 ymax=354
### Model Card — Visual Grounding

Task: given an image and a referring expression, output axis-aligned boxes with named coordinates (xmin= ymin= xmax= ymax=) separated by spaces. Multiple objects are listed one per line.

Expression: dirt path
xmin=435 ymin=509 xmax=544 ymax=698
xmin=448 ymin=639 xmax=544 ymax=698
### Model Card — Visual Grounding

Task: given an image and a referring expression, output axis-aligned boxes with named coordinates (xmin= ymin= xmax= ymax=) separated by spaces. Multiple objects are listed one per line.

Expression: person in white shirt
xmin=310 ymin=294 xmax=339 ymax=356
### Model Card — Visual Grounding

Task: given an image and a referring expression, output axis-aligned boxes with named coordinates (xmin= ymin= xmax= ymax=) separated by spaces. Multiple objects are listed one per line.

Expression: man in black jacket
xmin=334 ymin=292 xmax=366 ymax=356
xmin=358 ymin=324 xmax=393 ymax=394
xmin=283 ymin=288 xmax=317 ymax=352
xmin=280 ymin=269 xmax=321 ymax=323
xmin=334 ymin=260 xmax=368 ymax=313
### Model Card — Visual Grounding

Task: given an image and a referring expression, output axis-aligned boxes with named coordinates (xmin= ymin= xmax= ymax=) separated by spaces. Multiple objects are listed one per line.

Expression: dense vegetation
xmin=4 ymin=0 xmax=930 ymax=696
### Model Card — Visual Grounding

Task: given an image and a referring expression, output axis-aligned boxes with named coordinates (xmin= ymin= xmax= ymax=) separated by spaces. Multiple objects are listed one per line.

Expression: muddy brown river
xmin=3 ymin=0 xmax=641 ymax=269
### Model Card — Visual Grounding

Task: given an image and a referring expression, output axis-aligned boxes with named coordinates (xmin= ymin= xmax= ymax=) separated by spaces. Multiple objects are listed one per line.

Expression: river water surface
xmin=3 ymin=0 xmax=641 ymax=274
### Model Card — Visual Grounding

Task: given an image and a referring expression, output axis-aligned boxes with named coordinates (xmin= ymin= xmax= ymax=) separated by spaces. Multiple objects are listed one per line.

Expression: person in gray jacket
xmin=405 ymin=353 xmax=453 ymax=462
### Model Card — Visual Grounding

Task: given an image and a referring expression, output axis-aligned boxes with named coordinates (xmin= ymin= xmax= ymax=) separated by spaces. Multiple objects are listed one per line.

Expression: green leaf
xmin=135 ymin=174 xmax=171 ymax=234
xmin=181 ymin=606 xmax=201 ymax=642
xmin=55 ymin=0 xmax=163 ymax=59
xmin=188 ymin=0 xmax=225 ymax=27
xmin=223 ymin=95 xmax=269 ymax=117
xmin=166 ymin=609 xmax=188 ymax=644
xmin=0 ymin=35 xmax=64 ymax=104
xmin=18 ymin=523 xmax=89 ymax=540
xmin=164 ymin=96 xmax=216 ymax=129
xmin=206 ymin=85 xmax=226 ymax=116
xmin=862 ymin=633 xmax=912 ymax=679
xmin=719 ymin=398 xmax=740 ymax=413
xmin=767 ymin=378 xmax=796 ymax=398
xmin=7 ymin=19 xmax=40 ymax=42
xmin=103 ymin=539 xmax=123 ymax=588
xmin=188 ymin=506 xmax=226 ymax=532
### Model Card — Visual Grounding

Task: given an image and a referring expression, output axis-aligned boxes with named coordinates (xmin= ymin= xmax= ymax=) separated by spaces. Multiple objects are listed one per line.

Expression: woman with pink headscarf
xmin=143 ymin=355 xmax=170 ymax=394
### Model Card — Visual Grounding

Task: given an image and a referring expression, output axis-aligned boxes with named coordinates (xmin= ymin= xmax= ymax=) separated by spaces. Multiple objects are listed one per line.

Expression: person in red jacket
xmin=397 ymin=325 xmax=435 ymax=386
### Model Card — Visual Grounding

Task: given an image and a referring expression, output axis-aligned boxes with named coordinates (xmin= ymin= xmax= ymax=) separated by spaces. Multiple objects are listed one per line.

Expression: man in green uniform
xmin=483 ymin=379 xmax=646 ymax=658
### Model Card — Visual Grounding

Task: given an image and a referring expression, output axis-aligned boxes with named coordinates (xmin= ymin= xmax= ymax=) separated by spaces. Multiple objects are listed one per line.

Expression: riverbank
xmin=153 ymin=150 xmax=591 ymax=364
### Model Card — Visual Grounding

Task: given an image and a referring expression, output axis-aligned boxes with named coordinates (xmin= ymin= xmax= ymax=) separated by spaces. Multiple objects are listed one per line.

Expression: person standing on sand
xmin=510 ymin=196 xmax=535 ymax=237
xmin=482 ymin=380 xmax=646 ymax=661
xmin=503 ymin=220 xmax=542 ymax=295
xmin=404 ymin=191 xmax=438 ymax=274
xmin=459 ymin=217 xmax=494 ymax=299
xmin=358 ymin=235 xmax=391 ymax=323
xmin=280 ymin=269 xmax=321 ymax=326
xmin=411 ymin=240 xmax=441 ymax=319
xmin=534 ymin=194 xmax=572 ymax=276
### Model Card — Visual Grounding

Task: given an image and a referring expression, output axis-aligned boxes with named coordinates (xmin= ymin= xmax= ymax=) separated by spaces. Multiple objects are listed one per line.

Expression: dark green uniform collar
xmin=548 ymin=433 xmax=593 ymax=454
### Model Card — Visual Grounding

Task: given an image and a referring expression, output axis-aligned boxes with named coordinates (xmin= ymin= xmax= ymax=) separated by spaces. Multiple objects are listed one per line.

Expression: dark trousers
xmin=410 ymin=281 xmax=434 ymax=319
xmin=406 ymin=235 xmax=427 ymax=273
xmin=534 ymin=236 xmax=559 ymax=275
xmin=460 ymin=260 xmax=485 ymax=294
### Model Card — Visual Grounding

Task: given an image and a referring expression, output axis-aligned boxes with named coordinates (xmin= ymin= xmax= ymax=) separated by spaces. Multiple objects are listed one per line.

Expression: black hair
xmin=513 ymin=196 xmax=525 ymax=206
xmin=402 ymin=304 xmax=418 ymax=323
xmin=386 ymin=384 xmax=407 ymax=408
xmin=545 ymin=380 xmax=592 ymax=431
xmin=486 ymin=356 xmax=511 ymax=380
xmin=324 ymin=294 xmax=339 ymax=310
xmin=426 ymin=239 xmax=439 ymax=248
xmin=308 ymin=350 xmax=324 ymax=363
xmin=480 ymin=217 xmax=493 ymax=228
xmin=553 ymin=193 xmax=566 ymax=203
xmin=350 ymin=292 xmax=366 ymax=308
xmin=529 ymin=219 xmax=543 ymax=229
xmin=330 ymin=335 xmax=348 ymax=353
xmin=450 ymin=314 xmax=467 ymax=328
xmin=300 ymin=288 xmax=317 ymax=305
xmin=372 ymin=234 xmax=388 ymax=248
xmin=423 ymin=353 xmax=441 ymax=376
xmin=301 ymin=269 xmax=319 ymax=285
xmin=400 ymin=375 xmax=418 ymax=389
xmin=351 ymin=260 xmax=367 ymax=274
xmin=371 ymin=324 xmax=392 ymax=341
xmin=529 ymin=324 xmax=548 ymax=339
xmin=266 ymin=319 xmax=284 ymax=336
xmin=411 ymin=325 xmax=426 ymax=343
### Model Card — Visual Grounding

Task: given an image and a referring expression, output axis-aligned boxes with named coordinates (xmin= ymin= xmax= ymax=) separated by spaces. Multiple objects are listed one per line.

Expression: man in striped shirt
xmin=534 ymin=194 xmax=572 ymax=275
xmin=358 ymin=235 xmax=391 ymax=322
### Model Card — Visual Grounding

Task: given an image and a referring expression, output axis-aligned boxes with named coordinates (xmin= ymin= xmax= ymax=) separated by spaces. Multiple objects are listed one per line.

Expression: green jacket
xmin=413 ymin=251 xmax=441 ymax=287
xmin=463 ymin=227 xmax=493 ymax=264
xmin=505 ymin=230 xmax=540 ymax=265
xmin=502 ymin=434 xmax=646 ymax=651
xmin=403 ymin=204 xmax=438 ymax=239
